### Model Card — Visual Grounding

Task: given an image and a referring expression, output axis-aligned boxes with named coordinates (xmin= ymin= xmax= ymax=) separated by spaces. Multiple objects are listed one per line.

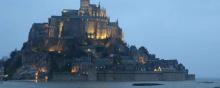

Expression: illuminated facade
xmin=47 ymin=0 xmax=122 ymax=41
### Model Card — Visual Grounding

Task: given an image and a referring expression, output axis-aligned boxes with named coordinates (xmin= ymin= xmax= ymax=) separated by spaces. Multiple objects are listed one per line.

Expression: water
xmin=0 ymin=79 xmax=220 ymax=88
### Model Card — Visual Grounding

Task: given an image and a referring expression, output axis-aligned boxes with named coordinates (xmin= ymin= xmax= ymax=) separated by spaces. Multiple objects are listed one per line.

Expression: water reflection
xmin=0 ymin=79 xmax=219 ymax=88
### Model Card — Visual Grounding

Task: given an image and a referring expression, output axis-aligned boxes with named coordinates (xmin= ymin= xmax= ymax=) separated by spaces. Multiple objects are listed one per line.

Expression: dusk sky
xmin=0 ymin=0 xmax=220 ymax=78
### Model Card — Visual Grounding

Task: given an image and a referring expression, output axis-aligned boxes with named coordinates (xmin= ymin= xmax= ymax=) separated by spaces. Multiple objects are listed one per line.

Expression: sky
xmin=0 ymin=0 xmax=220 ymax=79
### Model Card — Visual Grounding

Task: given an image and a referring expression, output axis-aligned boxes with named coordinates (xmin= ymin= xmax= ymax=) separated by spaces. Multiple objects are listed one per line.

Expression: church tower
xmin=80 ymin=0 xmax=90 ymax=9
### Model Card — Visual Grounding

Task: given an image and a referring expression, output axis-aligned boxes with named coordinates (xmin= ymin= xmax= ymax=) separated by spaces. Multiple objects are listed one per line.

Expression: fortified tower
xmin=80 ymin=0 xmax=90 ymax=10
xmin=79 ymin=0 xmax=90 ymax=16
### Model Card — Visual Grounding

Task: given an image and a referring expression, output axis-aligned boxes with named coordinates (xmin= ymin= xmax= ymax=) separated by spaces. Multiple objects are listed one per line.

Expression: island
xmin=1 ymin=0 xmax=195 ymax=81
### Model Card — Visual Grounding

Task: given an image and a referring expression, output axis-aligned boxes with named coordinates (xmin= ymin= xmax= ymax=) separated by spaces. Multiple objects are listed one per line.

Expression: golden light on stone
xmin=95 ymin=29 xmax=109 ymax=39
xmin=45 ymin=76 xmax=49 ymax=81
xmin=87 ymin=22 xmax=95 ymax=34
xmin=48 ymin=45 xmax=63 ymax=52
xmin=71 ymin=65 xmax=80 ymax=73
xmin=86 ymin=20 xmax=116 ymax=40
xmin=138 ymin=56 xmax=146 ymax=64
xmin=39 ymin=67 xmax=48 ymax=73
xmin=49 ymin=48 xmax=55 ymax=52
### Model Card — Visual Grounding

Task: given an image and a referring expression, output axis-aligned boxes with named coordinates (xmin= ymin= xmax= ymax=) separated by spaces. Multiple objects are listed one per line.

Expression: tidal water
xmin=0 ymin=79 xmax=220 ymax=88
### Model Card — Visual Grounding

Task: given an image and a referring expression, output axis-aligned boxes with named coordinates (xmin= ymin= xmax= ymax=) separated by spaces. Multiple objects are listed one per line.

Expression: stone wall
xmin=52 ymin=72 xmax=81 ymax=81
xmin=186 ymin=74 xmax=196 ymax=80
xmin=161 ymin=72 xmax=186 ymax=81
xmin=97 ymin=72 xmax=187 ymax=81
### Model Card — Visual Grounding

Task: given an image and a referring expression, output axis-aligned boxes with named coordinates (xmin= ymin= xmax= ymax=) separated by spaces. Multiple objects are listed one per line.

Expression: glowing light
xmin=48 ymin=45 xmax=63 ymax=52
xmin=91 ymin=35 xmax=95 ymax=39
xmin=154 ymin=68 xmax=157 ymax=72
xmin=71 ymin=65 xmax=80 ymax=73
xmin=58 ymin=22 xmax=64 ymax=38
xmin=154 ymin=66 xmax=162 ymax=72
xmin=39 ymin=67 xmax=48 ymax=73
xmin=95 ymin=29 xmax=109 ymax=39
xmin=158 ymin=66 xmax=162 ymax=72
xmin=35 ymin=72 xmax=39 ymax=81
xmin=138 ymin=56 xmax=146 ymax=64
xmin=45 ymin=76 xmax=49 ymax=81
xmin=49 ymin=48 xmax=55 ymax=52
xmin=87 ymin=49 xmax=91 ymax=52
xmin=86 ymin=22 xmax=111 ymax=40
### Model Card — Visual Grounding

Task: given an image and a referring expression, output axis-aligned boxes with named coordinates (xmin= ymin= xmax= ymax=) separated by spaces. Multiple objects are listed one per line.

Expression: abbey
xmin=3 ymin=0 xmax=195 ymax=81
xmin=26 ymin=0 xmax=122 ymax=55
